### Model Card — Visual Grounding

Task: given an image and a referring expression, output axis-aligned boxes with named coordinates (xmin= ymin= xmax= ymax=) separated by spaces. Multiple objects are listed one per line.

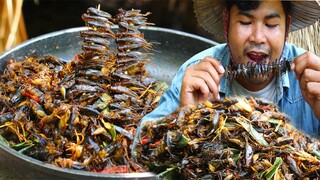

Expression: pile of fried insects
xmin=135 ymin=97 xmax=320 ymax=179
xmin=0 ymin=7 xmax=168 ymax=173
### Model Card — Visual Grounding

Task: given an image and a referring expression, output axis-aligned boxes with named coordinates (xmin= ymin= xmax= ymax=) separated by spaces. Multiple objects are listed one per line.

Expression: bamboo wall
xmin=287 ymin=0 xmax=320 ymax=56
xmin=288 ymin=19 xmax=320 ymax=56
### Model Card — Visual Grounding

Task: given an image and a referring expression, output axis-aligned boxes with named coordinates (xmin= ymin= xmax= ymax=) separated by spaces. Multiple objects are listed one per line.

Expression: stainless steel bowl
xmin=0 ymin=26 xmax=218 ymax=179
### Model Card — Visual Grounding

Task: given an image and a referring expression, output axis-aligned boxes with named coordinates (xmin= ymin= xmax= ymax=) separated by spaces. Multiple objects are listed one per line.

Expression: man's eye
xmin=266 ymin=24 xmax=278 ymax=28
xmin=240 ymin=21 xmax=251 ymax=25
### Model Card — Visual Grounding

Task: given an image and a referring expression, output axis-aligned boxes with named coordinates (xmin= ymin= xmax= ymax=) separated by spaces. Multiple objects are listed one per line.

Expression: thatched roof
xmin=288 ymin=19 xmax=320 ymax=56
xmin=288 ymin=0 xmax=320 ymax=56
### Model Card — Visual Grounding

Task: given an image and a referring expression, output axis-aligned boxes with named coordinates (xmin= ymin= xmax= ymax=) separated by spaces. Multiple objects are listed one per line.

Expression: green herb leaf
xmin=235 ymin=116 xmax=269 ymax=146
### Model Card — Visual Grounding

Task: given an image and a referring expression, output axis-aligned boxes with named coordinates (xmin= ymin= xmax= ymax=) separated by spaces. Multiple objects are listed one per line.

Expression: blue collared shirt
xmin=141 ymin=43 xmax=320 ymax=138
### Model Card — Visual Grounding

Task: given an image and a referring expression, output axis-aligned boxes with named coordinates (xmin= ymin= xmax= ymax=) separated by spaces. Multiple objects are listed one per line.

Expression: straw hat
xmin=193 ymin=0 xmax=320 ymax=43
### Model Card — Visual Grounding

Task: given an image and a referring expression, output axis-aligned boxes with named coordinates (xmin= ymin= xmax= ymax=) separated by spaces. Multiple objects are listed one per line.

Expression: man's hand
xmin=180 ymin=56 xmax=225 ymax=107
xmin=292 ymin=51 xmax=320 ymax=119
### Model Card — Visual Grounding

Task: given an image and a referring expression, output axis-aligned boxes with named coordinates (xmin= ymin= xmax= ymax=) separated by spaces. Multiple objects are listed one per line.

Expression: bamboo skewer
xmin=0 ymin=0 xmax=27 ymax=53
xmin=6 ymin=0 xmax=13 ymax=27
xmin=5 ymin=0 xmax=23 ymax=50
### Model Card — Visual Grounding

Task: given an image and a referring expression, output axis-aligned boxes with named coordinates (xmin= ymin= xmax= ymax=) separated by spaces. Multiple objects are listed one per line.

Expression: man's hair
xmin=225 ymin=1 xmax=291 ymax=17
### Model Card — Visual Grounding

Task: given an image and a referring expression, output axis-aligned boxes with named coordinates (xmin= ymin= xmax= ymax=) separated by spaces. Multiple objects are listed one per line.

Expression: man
xmin=137 ymin=1 xmax=320 ymax=138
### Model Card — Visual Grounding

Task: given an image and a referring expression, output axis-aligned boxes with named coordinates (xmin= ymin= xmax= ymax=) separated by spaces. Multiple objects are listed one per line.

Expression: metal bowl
xmin=0 ymin=26 xmax=218 ymax=179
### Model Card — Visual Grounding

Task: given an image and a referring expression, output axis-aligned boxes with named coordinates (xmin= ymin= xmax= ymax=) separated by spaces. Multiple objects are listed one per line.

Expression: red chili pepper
xmin=168 ymin=123 xmax=175 ymax=129
xmin=99 ymin=165 xmax=128 ymax=174
xmin=74 ymin=54 xmax=79 ymax=60
xmin=260 ymin=105 xmax=271 ymax=111
xmin=92 ymin=169 xmax=99 ymax=173
xmin=20 ymin=89 xmax=40 ymax=103
xmin=140 ymin=136 xmax=149 ymax=145
xmin=149 ymin=139 xmax=162 ymax=148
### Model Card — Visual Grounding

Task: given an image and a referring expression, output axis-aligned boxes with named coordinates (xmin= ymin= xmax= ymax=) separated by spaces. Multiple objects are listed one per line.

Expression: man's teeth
xmin=250 ymin=52 xmax=264 ymax=56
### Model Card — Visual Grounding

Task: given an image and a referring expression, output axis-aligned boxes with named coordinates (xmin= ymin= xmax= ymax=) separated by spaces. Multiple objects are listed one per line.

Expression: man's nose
xmin=249 ymin=24 xmax=266 ymax=44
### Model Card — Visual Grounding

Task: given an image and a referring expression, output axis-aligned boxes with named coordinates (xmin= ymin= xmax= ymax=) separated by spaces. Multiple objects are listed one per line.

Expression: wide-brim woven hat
xmin=194 ymin=0 xmax=320 ymax=43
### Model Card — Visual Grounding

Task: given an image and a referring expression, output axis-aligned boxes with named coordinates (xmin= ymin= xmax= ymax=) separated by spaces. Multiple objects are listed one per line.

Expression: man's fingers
xmin=293 ymin=52 xmax=320 ymax=79
xmin=185 ymin=70 xmax=220 ymax=99
xmin=299 ymin=69 xmax=320 ymax=90
xmin=193 ymin=62 xmax=220 ymax=83
xmin=202 ymin=56 xmax=225 ymax=74
xmin=193 ymin=58 xmax=224 ymax=89
xmin=180 ymin=77 xmax=210 ymax=106
xmin=305 ymin=82 xmax=320 ymax=100
xmin=180 ymin=56 xmax=224 ymax=106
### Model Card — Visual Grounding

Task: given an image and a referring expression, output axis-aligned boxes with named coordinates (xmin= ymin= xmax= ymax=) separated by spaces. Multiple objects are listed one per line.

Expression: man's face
xmin=228 ymin=1 xmax=287 ymax=86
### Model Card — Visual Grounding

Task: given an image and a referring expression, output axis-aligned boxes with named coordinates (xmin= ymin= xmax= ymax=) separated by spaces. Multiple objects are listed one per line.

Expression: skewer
xmin=225 ymin=58 xmax=291 ymax=83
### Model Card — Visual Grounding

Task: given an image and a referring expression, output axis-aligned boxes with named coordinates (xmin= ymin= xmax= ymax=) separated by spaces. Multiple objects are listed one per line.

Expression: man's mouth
xmin=247 ymin=52 xmax=268 ymax=63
